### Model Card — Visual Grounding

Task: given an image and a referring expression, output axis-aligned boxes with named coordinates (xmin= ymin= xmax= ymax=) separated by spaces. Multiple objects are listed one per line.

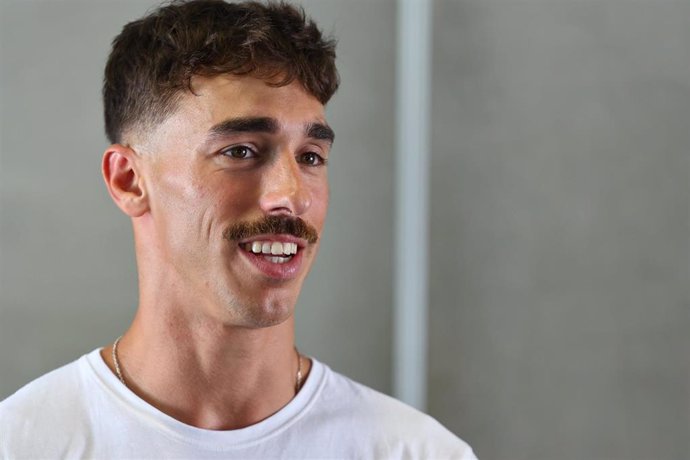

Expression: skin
xmin=99 ymin=74 xmax=332 ymax=430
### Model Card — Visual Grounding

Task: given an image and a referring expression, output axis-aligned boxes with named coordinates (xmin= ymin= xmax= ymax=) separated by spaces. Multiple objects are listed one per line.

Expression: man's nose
xmin=259 ymin=152 xmax=311 ymax=216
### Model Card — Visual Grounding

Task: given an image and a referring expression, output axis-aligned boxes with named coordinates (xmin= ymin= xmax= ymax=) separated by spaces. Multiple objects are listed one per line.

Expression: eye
xmin=220 ymin=145 xmax=256 ymax=159
xmin=299 ymin=151 xmax=326 ymax=166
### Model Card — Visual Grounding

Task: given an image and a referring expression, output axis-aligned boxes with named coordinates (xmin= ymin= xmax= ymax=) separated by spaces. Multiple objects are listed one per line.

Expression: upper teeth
xmin=246 ymin=241 xmax=298 ymax=256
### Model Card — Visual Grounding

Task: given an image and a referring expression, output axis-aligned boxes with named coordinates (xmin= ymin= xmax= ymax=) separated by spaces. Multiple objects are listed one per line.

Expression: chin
xmin=220 ymin=294 xmax=296 ymax=329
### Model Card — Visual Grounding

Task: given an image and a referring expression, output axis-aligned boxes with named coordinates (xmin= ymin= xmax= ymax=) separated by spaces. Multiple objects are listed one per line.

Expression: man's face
xmin=134 ymin=75 xmax=332 ymax=328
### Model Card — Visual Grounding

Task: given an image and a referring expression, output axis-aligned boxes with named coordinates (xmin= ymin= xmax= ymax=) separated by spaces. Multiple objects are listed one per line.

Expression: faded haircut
xmin=103 ymin=0 xmax=339 ymax=144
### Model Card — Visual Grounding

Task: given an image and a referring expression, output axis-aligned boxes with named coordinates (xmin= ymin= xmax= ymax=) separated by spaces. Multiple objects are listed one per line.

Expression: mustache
xmin=223 ymin=215 xmax=319 ymax=244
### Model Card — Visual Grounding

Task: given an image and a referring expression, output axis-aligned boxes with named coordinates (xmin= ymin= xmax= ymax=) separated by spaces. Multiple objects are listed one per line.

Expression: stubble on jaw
xmin=211 ymin=281 xmax=299 ymax=330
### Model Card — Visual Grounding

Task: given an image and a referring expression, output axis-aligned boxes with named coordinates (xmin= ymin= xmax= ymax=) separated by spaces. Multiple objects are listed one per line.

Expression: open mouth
xmin=240 ymin=240 xmax=300 ymax=264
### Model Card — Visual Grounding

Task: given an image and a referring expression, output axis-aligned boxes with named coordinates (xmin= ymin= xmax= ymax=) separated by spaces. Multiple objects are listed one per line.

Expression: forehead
xmin=139 ymin=74 xmax=327 ymax=150
xmin=189 ymin=74 xmax=325 ymax=125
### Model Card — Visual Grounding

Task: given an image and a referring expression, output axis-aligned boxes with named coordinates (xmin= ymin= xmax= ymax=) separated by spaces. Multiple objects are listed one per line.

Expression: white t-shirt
xmin=0 ymin=349 xmax=476 ymax=459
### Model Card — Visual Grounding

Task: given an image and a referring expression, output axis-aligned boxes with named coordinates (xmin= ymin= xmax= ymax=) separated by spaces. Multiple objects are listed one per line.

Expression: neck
xmin=102 ymin=304 xmax=309 ymax=430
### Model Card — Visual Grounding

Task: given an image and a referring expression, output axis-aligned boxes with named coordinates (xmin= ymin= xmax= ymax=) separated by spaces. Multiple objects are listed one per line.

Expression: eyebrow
xmin=306 ymin=122 xmax=335 ymax=145
xmin=206 ymin=117 xmax=335 ymax=145
xmin=208 ymin=117 xmax=278 ymax=138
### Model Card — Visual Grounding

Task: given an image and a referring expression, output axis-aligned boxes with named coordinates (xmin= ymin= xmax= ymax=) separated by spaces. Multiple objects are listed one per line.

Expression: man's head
xmin=102 ymin=0 xmax=338 ymax=329
xmin=103 ymin=0 xmax=339 ymax=145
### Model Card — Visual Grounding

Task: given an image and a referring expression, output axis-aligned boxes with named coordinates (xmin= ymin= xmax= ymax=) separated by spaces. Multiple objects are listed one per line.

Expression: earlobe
xmin=102 ymin=144 xmax=149 ymax=217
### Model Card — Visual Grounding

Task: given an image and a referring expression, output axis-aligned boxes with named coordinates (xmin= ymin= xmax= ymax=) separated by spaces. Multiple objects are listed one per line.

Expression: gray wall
xmin=1 ymin=1 xmax=688 ymax=459
xmin=428 ymin=1 xmax=689 ymax=459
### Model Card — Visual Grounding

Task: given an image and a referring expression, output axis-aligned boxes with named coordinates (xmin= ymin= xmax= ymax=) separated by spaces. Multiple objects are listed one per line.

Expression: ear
xmin=102 ymin=144 xmax=149 ymax=217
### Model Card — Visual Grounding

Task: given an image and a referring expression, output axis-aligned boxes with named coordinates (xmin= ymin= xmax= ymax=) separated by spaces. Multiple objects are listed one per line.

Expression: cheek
xmin=309 ymin=180 xmax=329 ymax=229
xmin=162 ymin=181 xmax=205 ymax=223
xmin=188 ymin=175 xmax=264 ymax=243
xmin=149 ymin=168 xmax=212 ymax=246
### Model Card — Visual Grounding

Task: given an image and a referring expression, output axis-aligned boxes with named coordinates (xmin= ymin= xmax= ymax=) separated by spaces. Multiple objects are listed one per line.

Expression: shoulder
xmin=0 ymin=356 xmax=85 ymax=417
xmin=0 ymin=353 xmax=93 ymax=457
xmin=310 ymin=361 xmax=477 ymax=459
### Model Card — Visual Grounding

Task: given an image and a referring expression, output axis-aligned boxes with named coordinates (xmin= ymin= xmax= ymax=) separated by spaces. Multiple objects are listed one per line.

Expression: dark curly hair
xmin=103 ymin=0 xmax=339 ymax=144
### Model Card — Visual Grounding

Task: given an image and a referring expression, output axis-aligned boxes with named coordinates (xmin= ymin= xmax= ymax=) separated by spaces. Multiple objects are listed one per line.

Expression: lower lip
xmin=239 ymin=246 xmax=305 ymax=280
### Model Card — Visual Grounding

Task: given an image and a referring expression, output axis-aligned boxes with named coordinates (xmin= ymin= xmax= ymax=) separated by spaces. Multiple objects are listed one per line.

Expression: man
xmin=0 ymin=1 xmax=476 ymax=458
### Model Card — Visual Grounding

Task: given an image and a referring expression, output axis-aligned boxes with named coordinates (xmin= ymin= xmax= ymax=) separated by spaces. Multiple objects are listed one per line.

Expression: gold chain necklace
xmin=112 ymin=336 xmax=304 ymax=393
